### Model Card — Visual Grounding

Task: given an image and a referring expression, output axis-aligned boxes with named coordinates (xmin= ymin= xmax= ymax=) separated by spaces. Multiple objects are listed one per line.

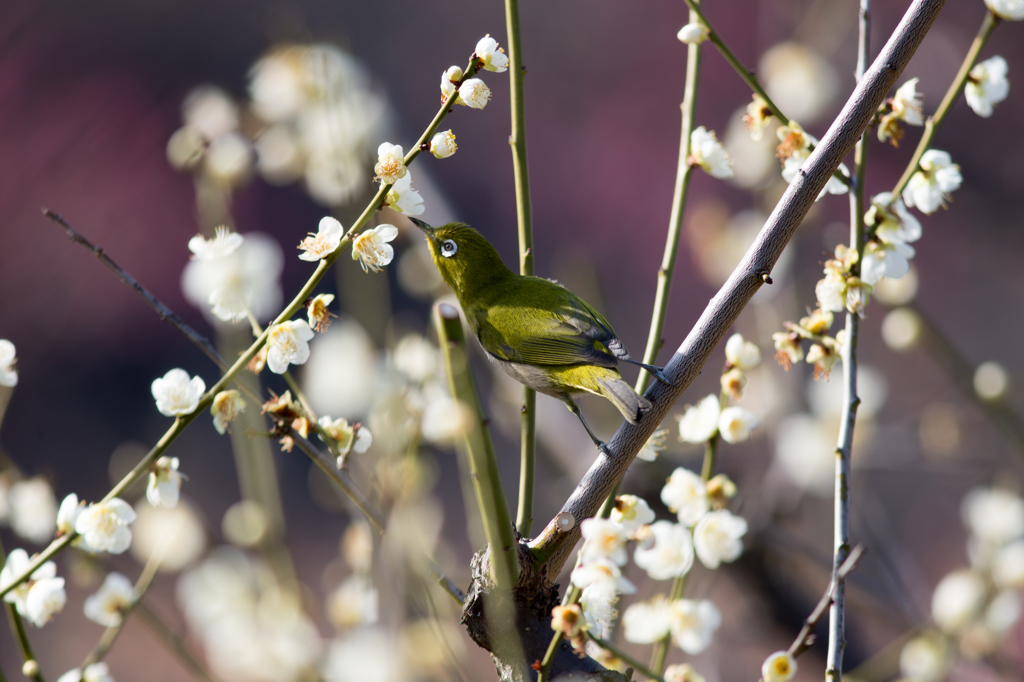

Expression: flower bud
xmin=676 ymin=23 xmax=709 ymax=44
xmin=429 ymin=130 xmax=458 ymax=159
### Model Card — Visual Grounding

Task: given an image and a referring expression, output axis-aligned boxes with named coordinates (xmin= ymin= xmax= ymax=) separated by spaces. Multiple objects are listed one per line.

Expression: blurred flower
xmin=551 ymin=603 xmax=584 ymax=637
xmin=130 ymin=500 xmax=206 ymax=572
xmin=931 ymin=569 xmax=986 ymax=633
xmin=694 ymin=510 xmax=747 ymax=568
xmin=874 ymin=265 xmax=919 ymax=305
xmin=57 ymin=664 xmax=114 ymax=682
xmin=475 ymin=35 xmax=509 ymax=72
xmin=720 ymin=368 xmax=747 ymax=400
xmin=580 ymin=579 xmax=620 ymax=638
xmin=861 ymin=240 xmax=914 ymax=285
xmin=773 ymin=414 xmax=835 ymax=495
xmin=899 ymin=633 xmax=948 ymax=682
xmin=986 ymin=589 xmax=1022 ymax=635
xmin=307 ymin=294 xmax=336 ymax=333
xmin=0 ymin=339 xmax=17 ymax=387
xmin=385 ymin=172 xmax=425 ymax=216
xmin=993 ymin=540 xmax=1024 ymax=589
xmin=458 ymin=79 xmax=491 ymax=109
xmin=882 ymin=307 xmax=923 ymax=351
xmin=678 ymin=395 xmax=721 ymax=443
xmin=743 ymin=94 xmax=774 ymax=141
xmin=677 ymin=23 xmax=709 ymax=44
xmin=302 ymin=320 xmax=379 ymax=418
xmin=903 ymin=150 xmax=962 ymax=214
xmin=327 ymin=574 xmax=378 ymax=629
xmin=298 ymin=217 xmax=344 ymax=262
xmin=56 ymin=494 xmax=82 ymax=537
xmin=8 ymin=477 xmax=57 ymax=544
xmin=622 ymin=596 xmax=673 ymax=643
xmin=718 ymin=406 xmax=759 ymax=444
xmin=24 ymin=572 xmax=65 ymax=627
xmin=1 ymin=549 xmax=64 ymax=625
xmin=580 ymin=518 xmax=629 ymax=566
xmin=440 ymin=66 xmax=463 ymax=100
xmin=878 ymin=78 xmax=923 ymax=146
xmin=636 ymin=428 xmax=669 ymax=462
xmin=690 ymin=127 xmax=733 ymax=178
xmin=610 ymin=495 xmax=655 ymax=536
xmin=319 ymin=416 xmax=369 ymax=455
xmin=966 ymin=56 xmax=1009 ymax=118
xmin=84 ymin=572 xmax=135 ymax=627
xmin=420 ymin=396 xmax=472 ymax=445
xmin=570 ymin=557 xmax=636 ymax=594
xmin=374 ymin=142 xmax=406 ymax=184
xmin=665 ymin=664 xmax=706 ymax=682
xmin=267 ymin=320 xmax=315 ymax=374
xmin=392 ymin=334 xmax=439 ymax=383
xmin=205 ymin=132 xmax=254 ymax=185
xmin=182 ymin=232 xmax=284 ymax=324
xmin=984 ymin=0 xmax=1024 ymax=20
xmin=759 ymin=42 xmax=837 ymax=124
xmin=772 ymin=332 xmax=804 ymax=371
xmin=973 ymin=361 xmax=1009 ymax=401
xmin=805 ymin=342 xmax=839 ymax=380
xmin=777 ymin=122 xmax=849 ymax=199
xmin=211 ymin=390 xmax=246 ymax=434
xmin=670 ymin=599 xmax=721 ymax=654
xmin=182 ymin=86 xmax=238 ymax=140
xmin=962 ymin=487 xmax=1024 ymax=545
xmin=253 ymin=125 xmax=304 ymax=185
xmin=323 ymin=627 xmax=402 ymax=682
xmin=147 ymin=457 xmax=183 ymax=508
xmin=634 ymin=520 xmax=695 ymax=580
xmin=866 ymin=193 xmax=922 ymax=245
xmin=725 ymin=333 xmax=761 ymax=371
xmin=75 ymin=499 xmax=136 ymax=555
xmin=662 ymin=467 xmax=709 ymax=526
xmin=429 ymin=130 xmax=458 ymax=158
xmin=352 ymin=225 xmax=399 ymax=273
xmin=189 ymin=227 xmax=244 ymax=260
xmin=762 ymin=651 xmax=797 ymax=682
xmin=152 ymin=369 xmax=205 ymax=417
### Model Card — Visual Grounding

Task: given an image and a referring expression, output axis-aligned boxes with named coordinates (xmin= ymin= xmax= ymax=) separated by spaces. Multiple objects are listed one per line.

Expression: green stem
xmin=504 ymin=0 xmax=538 ymax=539
xmin=890 ymin=11 xmax=999 ymax=198
xmin=0 ymin=536 xmax=44 ymax=682
xmin=0 ymin=59 xmax=481 ymax=601
xmin=588 ymin=634 xmax=667 ymax=682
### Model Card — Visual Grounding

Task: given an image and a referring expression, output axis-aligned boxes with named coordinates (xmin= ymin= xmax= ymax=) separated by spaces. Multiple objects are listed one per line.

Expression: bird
xmin=410 ymin=217 xmax=669 ymax=453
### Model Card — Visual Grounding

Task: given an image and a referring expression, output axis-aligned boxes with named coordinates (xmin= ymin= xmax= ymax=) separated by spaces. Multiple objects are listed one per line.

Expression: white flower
xmin=662 ymin=467 xmax=708 ymax=526
xmin=903 ymin=149 xmax=962 ymax=214
xmin=931 ymin=569 xmax=985 ymax=633
xmin=892 ymin=78 xmax=924 ymax=126
xmin=678 ymin=394 xmax=721 ymax=443
xmin=0 ymin=339 xmax=17 ymax=387
xmin=298 ymin=217 xmax=344 ymax=261
xmin=267 ymin=320 xmax=315 ymax=374
xmin=725 ymin=333 xmax=761 ymax=370
xmin=690 ymin=127 xmax=733 ymax=178
xmin=392 ymin=334 xmax=439 ymax=382
xmin=151 ymin=369 xmax=205 ymax=417
xmin=899 ymin=634 xmax=948 ymax=682
xmin=458 ymin=79 xmax=491 ymax=110
xmin=182 ymin=85 xmax=238 ymax=139
xmin=211 ymin=390 xmax=246 ymax=434
xmin=718 ymin=406 xmax=760 ymax=444
xmin=985 ymin=0 xmax=1024 ymax=20
xmin=762 ymin=651 xmax=798 ymax=682
xmin=57 ymin=664 xmax=115 ymax=682
xmin=147 ymin=457 xmax=183 ymax=508
xmin=326 ymin=574 xmax=379 ymax=629
xmin=319 ymin=416 xmax=373 ymax=455
xmin=1 ymin=549 xmax=57 ymax=616
xmin=56 ymin=493 xmax=83 ymax=536
xmin=866 ymin=193 xmax=922 ymax=245
xmin=307 ymin=293 xmax=336 ymax=332
xmin=75 ymin=499 xmax=136 ymax=554
xmin=986 ymin=590 xmax=1022 ymax=634
xmin=665 ymin=664 xmax=706 ymax=682
xmin=815 ymin=272 xmax=846 ymax=313
xmin=385 ymin=172 xmax=424 ymax=216
xmin=677 ymin=23 xmax=709 ymax=44
xmin=475 ymin=35 xmax=508 ymax=72
xmin=961 ymin=487 xmax=1024 ymax=546
xmin=580 ymin=518 xmax=628 ymax=566
xmin=861 ymin=240 xmax=915 ymax=285
xmin=24 ymin=575 xmax=66 ymax=627
xmin=188 ymin=226 xmax=244 ymax=260
xmin=420 ymin=396 xmax=472 ymax=444
xmin=84 ymin=572 xmax=135 ymax=627
xmin=966 ymin=56 xmax=1009 ymax=118
xmin=8 ymin=477 xmax=57 ymax=544
xmin=429 ymin=130 xmax=457 ymax=159
xmin=182 ymin=232 xmax=284 ymax=323
xmin=439 ymin=65 xmax=463 ymax=100
xmin=670 ymin=599 xmax=721 ymax=654
xmin=636 ymin=428 xmax=668 ymax=462
xmin=352 ymin=224 xmax=399 ymax=273
xmin=694 ymin=509 xmax=747 ymax=568
xmin=622 ymin=597 xmax=673 ymax=643
xmin=993 ymin=540 xmax=1024 ymax=589
xmin=130 ymin=501 xmax=206 ymax=573
xmin=570 ymin=557 xmax=636 ymax=594
xmin=580 ymin=579 xmax=620 ymax=639
xmin=634 ymin=520 xmax=695 ymax=580
xmin=374 ymin=142 xmax=406 ymax=185
xmin=609 ymin=495 xmax=655 ymax=536
xmin=323 ymin=627 xmax=400 ymax=682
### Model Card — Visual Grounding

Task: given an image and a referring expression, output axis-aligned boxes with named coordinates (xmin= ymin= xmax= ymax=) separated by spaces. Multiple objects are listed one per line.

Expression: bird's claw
xmin=649 ymin=366 xmax=674 ymax=386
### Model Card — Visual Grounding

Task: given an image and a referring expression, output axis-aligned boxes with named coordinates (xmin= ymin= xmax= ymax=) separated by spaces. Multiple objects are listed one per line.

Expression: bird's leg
xmin=622 ymin=358 xmax=674 ymax=386
xmin=562 ymin=397 xmax=611 ymax=455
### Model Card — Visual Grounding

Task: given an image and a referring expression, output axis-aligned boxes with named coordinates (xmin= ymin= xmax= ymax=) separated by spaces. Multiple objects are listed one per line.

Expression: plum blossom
xmin=475 ymin=35 xmax=508 ymax=72
xmin=147 ymin=457 xmax=183 ymax=508
xmin=718 ymin=406 xmax=760 ymax=444
xmin=634 ymin=520 xmax=695 ymax=580
xmin=965 ymin=56 xmax=1009 ymax=118
xmin=903 ymin=150 xmax=962 ymax=214
xmin=211 ymin=390 xmax=246 ymax=434
xmin=373 ymin=142 xmax=406 ymax=184
xmin=8 ymin=477 xmax=57 ymax=544
xmin=56 ymin=664 xmax=115 ymax=682
xmin=439 ymin=66 xmax=463 ymax=100
xmin=678 ymin=395 xmax=721 ymax=443
xmin=182 ymin=232 xmax=284 ymax=323
xmin=636 ymin=428 xmax=668 ymax=462
xmin=385 ymin=172 xmax=424 ymax=216
xmin=984 ymin=0 xmax=1024 ymax=21
xmin=84 ymin=572 xmax=135 ymax=627
xmin=570 ymin=557 xmax=636 ymax=594
xmin=662 ymin=467 xmax=708 ymax=526
xmin=75 ymin=499 xmax=136 ymax=554
xmin=609 ymin=495 xmax=655 ymax=536
xmin=0 ymin=339 xmax=17 ymax=387
xmin=677 ymin=23 xmax=709 ymax=44
xmin=690 ymin=127 xmax=733 ymax=179
xmin=1 ymin=548 xmax=65 ymax=626
xmin=931 ymin=569 xmax=985 ymax=633
xmin=352 ymin=224 xmax=399 ymax=273
xmin=580 ymin=518 xmax=628 ymax=566
xmin=429 ymin=130 xmax=457 ymax=159
xmin=188 ymin=226 xmax=243 ymax=260
xmin=762 ymin=651 xmax=798 ymax=682
xmin=152 ymin=369 xmax=205 ymax=417
xmin=670 ymin=599 xmax=721 ymax=654
xmin=725 ymin=333 xmax=761 ymax=371
xmin=622 ymin=596 xmax=673 ymax=643
xmin=298 ymin=217 xmax=344 ymax=261
xmin=458 ymin=79 xmax=491 ymax=110
xmin=694 ymin=509 xmax=747 ymax=568
xmin=878 ymin=78 xmax=923 ymax=146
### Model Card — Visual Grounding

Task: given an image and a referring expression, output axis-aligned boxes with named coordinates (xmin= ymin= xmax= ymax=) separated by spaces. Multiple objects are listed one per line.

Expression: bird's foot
xmin=623 ymin=358 xmax=675 ymax=386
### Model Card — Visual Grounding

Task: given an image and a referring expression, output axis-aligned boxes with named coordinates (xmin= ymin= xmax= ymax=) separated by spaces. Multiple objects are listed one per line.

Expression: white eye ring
xmin=441 ymin=239 xmax=458 ymax=258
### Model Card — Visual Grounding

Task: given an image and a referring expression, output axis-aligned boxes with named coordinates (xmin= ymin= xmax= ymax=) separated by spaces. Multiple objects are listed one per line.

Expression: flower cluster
xmin=775 ymin=121 xmax=849 ymax=200
xmin=877 ymin=78 xmax=924 ymax=147
xmin=1 ymin=548 xmax=66 ymax=627
xmin=678 ymin=333 xmax=761 ymax=442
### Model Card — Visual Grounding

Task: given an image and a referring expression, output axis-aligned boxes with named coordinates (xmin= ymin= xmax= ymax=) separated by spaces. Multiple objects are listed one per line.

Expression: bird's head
xmin=410 ymin=218 xmax=513 ymax=297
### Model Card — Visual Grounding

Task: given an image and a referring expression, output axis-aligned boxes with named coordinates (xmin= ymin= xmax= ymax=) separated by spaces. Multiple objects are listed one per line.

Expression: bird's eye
xmin=441 ymin=239 xmax=458 ymax=258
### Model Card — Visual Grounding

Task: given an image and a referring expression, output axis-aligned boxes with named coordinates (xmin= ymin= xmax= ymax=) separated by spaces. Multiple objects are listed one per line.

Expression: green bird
xmin=411 ymin=218 xmax=669 ymax=452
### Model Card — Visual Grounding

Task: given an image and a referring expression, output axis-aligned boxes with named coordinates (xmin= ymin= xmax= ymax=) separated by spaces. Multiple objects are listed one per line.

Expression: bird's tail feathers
xmin=596 ymin=376 xmax=652 ymax=424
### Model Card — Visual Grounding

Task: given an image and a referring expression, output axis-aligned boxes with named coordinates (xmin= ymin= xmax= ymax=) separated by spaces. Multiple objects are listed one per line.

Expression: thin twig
xmin=589 ymin=634 xmax=666 ymax=682
xmin=788 ymin=545 xmax=866 ymax=661
xmin=527 ymin=0 xmax=946 ymax=582
xmin=41 ymin=209 xmax=228 ymax=371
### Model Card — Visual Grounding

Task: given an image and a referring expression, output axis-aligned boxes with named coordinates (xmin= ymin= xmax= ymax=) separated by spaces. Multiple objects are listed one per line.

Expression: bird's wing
xmin=474 ymin=282 xmax=628 ymax=368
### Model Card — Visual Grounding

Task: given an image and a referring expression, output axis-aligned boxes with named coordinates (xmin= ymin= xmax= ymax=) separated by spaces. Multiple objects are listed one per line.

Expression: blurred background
xmin=1 ymin=0 xmax=1023 ymax=680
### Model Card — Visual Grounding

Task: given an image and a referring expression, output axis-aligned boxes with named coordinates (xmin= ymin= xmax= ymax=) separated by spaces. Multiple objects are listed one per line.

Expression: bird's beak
xmin=409 ymin=217 xmax=435 ymax=237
